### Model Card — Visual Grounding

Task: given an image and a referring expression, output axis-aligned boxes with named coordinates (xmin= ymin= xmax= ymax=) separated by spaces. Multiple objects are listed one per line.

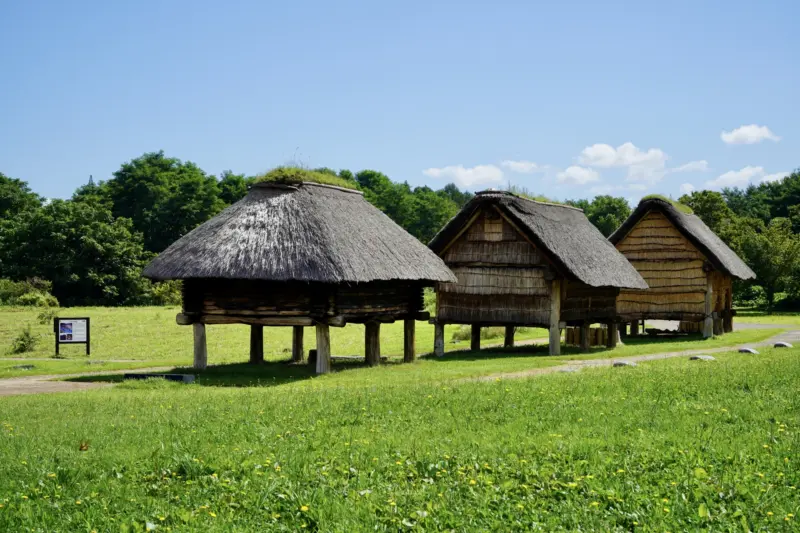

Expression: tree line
xmin=0 ymin=150 xmax=796 ymax=309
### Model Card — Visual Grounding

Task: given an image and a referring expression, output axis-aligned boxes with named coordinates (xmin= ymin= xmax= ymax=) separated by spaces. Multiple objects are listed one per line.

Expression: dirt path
xmin=478 ymin=325 xmax=800 ymax=382
xmin=0 ymin=367 xmax=174 ymax=397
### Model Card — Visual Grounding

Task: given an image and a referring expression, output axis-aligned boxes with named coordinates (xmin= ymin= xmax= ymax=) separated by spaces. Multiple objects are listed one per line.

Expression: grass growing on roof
xmin=641 ymin=194 xmax=694 ymax=214
xmin=1 ymin=345 xmax=798 ymax=531
xmin=254 ymin=166 xmax=359 ymax=190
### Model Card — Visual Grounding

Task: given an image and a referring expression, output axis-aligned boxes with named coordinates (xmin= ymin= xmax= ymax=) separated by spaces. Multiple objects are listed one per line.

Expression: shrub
xmin=9 ymin=325 xmax=38 ymax=354
xmin=148 ymin=280 xmax=182 ymax=306
xmin=0 ymin=278 xmax=59 ymax=306
xmin=16 ymin=291 xmax=59 ymax=307
xmin=37 ymin=308 xmax=59 ymax=325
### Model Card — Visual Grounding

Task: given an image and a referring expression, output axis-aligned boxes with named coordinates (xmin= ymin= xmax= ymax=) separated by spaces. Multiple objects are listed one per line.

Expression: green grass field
xmin=1 ymin=343 xmax=798 ymax=531
xmin=0 ymin=307 xmax=782 ymax=380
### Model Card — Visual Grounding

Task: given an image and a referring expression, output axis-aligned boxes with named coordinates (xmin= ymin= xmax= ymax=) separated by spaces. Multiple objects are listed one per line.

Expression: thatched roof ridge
xmin=143 ymin=181 xmax=456 ymax=283
xmin=608 ymin=197 xmax=756 ymax=280
xmin=428 ymin=191 xmax=648 ymax=289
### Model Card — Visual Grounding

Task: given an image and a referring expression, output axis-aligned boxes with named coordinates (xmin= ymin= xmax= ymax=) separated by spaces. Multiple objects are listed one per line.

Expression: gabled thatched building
xmin=428 ymin=191 xmax=647 ymax=355
xmin=608 ymin=197 xmax=755 ymax=337
xmin=143 ymin=170 xmax=456 ymax=373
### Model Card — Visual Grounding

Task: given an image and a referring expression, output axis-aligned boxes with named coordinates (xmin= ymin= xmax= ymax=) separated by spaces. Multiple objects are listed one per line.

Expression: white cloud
xmin=501 ymin=160 xmax=541 ymax=173
xmin=705 ymin=166 xmax=765 ymax=189
xmin=672 ymin=160 xmax=709 ymax=173
xmin=578 ymin=142 xmax=668 ymax=183
xmin=721 ymin=124 xmax=780 ymax=145
xmin=422 ymin=164 xmax=504 ymax=189
xmin=557 ymin=166 xmax=600 ymax=185
xmin=679 ymin=183 xmax=695 ymax=195
xmin=761 ymin=171 xmax=790 ymax=183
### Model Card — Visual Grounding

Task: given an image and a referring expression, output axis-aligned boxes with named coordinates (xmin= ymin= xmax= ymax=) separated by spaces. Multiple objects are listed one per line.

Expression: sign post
xmin=54 ymin=317 xmax=91 ymax=356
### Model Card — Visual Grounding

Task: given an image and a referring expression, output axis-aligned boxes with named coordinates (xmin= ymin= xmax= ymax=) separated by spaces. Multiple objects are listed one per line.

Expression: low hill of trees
xmin=0 ymin=153 xmax=797 ymax=309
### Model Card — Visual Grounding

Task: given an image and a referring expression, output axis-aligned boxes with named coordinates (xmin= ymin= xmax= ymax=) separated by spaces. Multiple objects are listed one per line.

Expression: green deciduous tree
xmin=0 ymin=200 xmax=153 ymax=306
xmin=584 ymin=196 xmax=630 ymax=237
xmin=218 ymin=170 xmax=253 ymax=205
xmin=106 ymin=151 xmax=225 ymax=253
xmin=0 ymin=172 xmax=43 ymax=218
xmin=740 ymin=218 xmax=800 ymax=311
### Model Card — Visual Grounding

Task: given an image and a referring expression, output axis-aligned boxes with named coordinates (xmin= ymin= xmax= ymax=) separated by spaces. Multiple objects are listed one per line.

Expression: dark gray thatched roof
xmin=143 ymin=182 xmax=456 ymax=283
xmin=608 ymin=197 xmax=756 ymax=280
xmin=428 ymin=191 xmax=648 ymax=289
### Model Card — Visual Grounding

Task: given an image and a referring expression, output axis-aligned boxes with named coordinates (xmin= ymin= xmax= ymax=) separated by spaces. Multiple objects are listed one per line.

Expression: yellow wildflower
xmin=469 ymin=479 xmax=477 ymax=485
xmin=300 ymin=505 xmax=309 ymax=512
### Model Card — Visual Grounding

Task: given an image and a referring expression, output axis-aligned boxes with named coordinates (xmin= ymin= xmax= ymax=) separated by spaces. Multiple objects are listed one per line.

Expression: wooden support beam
xmin=619 ymin=323 xmax=628 ymax=338
xmin=703 ymin=279 xmax=714 ymax=339
xmin=365 ymin=322 xmax=381 ymax=366
xmin=723 ymin=290 xmax=733 ymax=333
xmin=403 ymin=319 xmax=415 ymax=363
xmin=249 ymin=325 xmax=264 ymax=364
xmin=607 ymin=322 xmax=619 ymax=349
xmin=292 ymin=326 xmax=304 ymax=362
xmin=193 ymin=323 xmax=207 ymax=370
xmin=579 ymin=323 xmax=590 ymax=352
xmin=504 ymin=326 xmax=515 ymax=348
xmin=471 ymin=325 xmax=481 ymax=351
xmin=324 ymin=316 xmax=347 ymax=327
xmin=176 ymin=313 xmax=194 ymax=326
xmin=315 ymin=324 xmax=331 ymax=374
xmin=549 ymin=280 xmax=561 ymax=355
xmin=434 ymin=323 xmax=445 ymax=357
xmin=630 ymin=320 xmax=639 ymax=336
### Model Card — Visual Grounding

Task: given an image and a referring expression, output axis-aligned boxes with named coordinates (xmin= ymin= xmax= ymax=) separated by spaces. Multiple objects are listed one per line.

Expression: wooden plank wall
xmin=561 ymin=280 xmax=619 ymax=323
xmin=183 ymin=279 xmax=421 ymax=322
xmin=437 ymin=209 xmax=552 ymax=326
xmin=615 ymin=210 xmax=707 ymax=320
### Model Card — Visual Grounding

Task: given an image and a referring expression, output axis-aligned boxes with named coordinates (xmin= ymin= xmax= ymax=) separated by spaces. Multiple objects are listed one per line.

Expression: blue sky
xmin=1 ymin=1 xmax=797 ymax=203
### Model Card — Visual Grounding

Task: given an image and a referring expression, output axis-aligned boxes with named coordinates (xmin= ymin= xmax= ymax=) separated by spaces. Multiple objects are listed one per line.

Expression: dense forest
xmin=0 ymin=151 xmax=797 ymax=309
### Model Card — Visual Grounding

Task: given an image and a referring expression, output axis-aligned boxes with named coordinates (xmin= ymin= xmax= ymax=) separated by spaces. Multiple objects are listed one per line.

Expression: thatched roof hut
xmin=144 ymin=170 xmax=455 ymax=373
xmin=609 ymin=197 xmax=755 ymax=337
xmin=428 ymin=190 xmax=647 ymax=355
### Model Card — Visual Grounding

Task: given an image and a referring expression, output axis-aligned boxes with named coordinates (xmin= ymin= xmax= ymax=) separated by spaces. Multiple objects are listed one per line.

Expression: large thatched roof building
xmin=609 ymin=197 xmax=755 ymax=337
xmin=428 ymin=190 xmax=647 ymax=355
xmin=144 ymin=171 xmax=455 ymax=373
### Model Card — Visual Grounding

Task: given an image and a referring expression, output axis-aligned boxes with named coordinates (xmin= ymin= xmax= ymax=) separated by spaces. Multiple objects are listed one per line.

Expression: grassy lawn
xmin=0 ymin=306 xmax=546 ymax=370
xmin=1 ymin=344 xmax=798 ymax=531
xmin=736 ymin=308 xmax=800 ymax=325
xmin=0 ymin=307 xmax=783 ymax=380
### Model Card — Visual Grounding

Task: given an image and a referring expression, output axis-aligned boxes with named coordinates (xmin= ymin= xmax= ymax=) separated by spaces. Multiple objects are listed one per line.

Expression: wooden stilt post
xmin=549 ymin=279 xmax=562 ymax=355
xmin=504 ymin=326 xmax=515 ymax=348
xmin=607 ymin=322 xmax=619 ymax=348
xmin=403 ymin=319 xmax=415 ymax=363
xmin=292 ymin=326 xmax=304 ymax=362
xmin=249 ymin=325 xmax=264 ymax=364
xmin=723 ymin=289 xmax=733 ymax=333
xmin=470 ymin=325 xmax=481 ymax=351
xmin=580 ymin=322 xmax=590 ymax=352
xmin=630 ymin=320 xmax=639 ymax=336
xmin=315 ymin=324 xmax=331 ymax=374
xmin=365 ymin=322 xmax=380 ymax=366
xmin=619 ymin=323 xmax=628 ymax=339
xmin=703 ymin=279 xmax=714 ymax=339
xmin=193 ymin=323 xmax=207 ymax=370
xmin=434 ymin=323 xmax=445 ymax=357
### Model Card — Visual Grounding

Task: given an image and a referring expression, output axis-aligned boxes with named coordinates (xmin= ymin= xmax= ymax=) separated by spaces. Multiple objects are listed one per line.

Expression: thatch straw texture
xmin=144 ymin=182 xmax=456 ymax=283
xmin=429 ymin=191 xmax=648 ymax=289
xmin=609 ymin=198 xmax=755 ymax=280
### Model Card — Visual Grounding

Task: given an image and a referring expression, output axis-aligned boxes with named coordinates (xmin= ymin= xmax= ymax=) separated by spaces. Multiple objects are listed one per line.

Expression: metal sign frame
xmin=54 ymin=317 xmax=91 ymax=356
